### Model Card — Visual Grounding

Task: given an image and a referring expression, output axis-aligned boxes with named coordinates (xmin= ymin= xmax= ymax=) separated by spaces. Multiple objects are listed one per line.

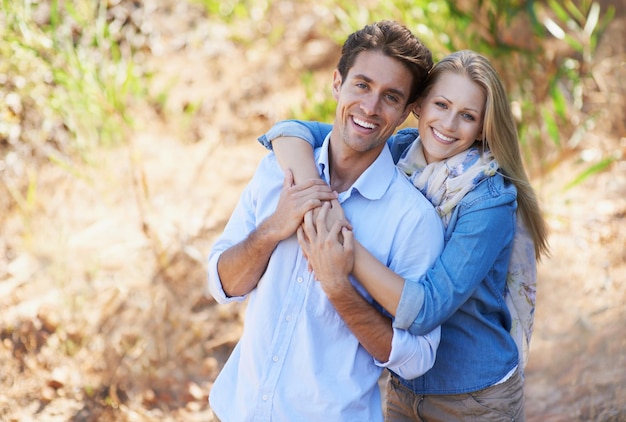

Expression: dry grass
xmin=1 ymin=1 xmax=625 ymax=421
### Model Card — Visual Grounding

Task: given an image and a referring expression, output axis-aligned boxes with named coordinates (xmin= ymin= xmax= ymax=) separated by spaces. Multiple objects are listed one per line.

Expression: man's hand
xmin=298 ymin=202 xmax=354 ymax=298
xmin=307 ymin=198 xmax=352 ymax=239
xmin=298 ymin=202 xmax=393 ymax=362
xmin=217 ymin=169 xmax=336 ymax=298
xmin=263 ymin=169 xmax=337 ymax=242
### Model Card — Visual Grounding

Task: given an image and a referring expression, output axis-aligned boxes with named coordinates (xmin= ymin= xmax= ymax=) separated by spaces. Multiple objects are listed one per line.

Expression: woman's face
xmin=414 ymin=71 xmax=486 ymax=164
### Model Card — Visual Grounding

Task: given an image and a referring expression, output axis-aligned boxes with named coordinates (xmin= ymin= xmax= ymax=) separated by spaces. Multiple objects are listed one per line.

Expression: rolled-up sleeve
xmin=207 ymin=248 xmax=247 ymax=304
xmin=392 ymin=279 xmax=426 ymax=330
xmin=257 ymin=120 xmax=316 ymax=150
xmin=206 ymin=158 xmax=273 ymax=305
xmin=375 ymin=326 xmax=440 ymax=379
xmin=258 ymin=120 xmax=333 ymax=150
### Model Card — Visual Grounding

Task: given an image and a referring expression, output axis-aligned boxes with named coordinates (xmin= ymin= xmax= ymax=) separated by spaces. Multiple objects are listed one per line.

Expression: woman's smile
xmin=431 ymin=127 xmax=456 ymax=143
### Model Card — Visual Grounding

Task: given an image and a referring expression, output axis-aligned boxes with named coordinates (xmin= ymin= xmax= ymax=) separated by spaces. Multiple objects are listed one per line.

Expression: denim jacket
xmin=259 ymin=121 xmax=519 ymax=394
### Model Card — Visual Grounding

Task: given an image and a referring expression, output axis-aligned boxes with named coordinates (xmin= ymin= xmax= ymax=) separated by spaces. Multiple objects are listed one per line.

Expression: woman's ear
xmin=476 ymin=124 xmax=484 ymax=142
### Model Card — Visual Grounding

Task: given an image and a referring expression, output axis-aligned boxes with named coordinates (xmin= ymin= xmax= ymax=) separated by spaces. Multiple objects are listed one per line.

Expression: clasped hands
xmin=270 ymin=170 xmax=354 ymax=296
xmin=298 ymin=199 xmax=354 ymax=297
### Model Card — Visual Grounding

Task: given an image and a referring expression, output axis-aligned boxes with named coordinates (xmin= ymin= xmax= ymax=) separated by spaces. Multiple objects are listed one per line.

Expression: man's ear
xmin=399 ymin=101 xmax=416 ymax=122
xmin=412 ymin=99 xmax=423 ymax=118
xmin=332 ymin=69 xmax=342 ymax=100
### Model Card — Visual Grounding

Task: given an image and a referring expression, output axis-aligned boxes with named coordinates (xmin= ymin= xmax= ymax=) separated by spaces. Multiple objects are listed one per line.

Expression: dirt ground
xmin=1 ymin=2 xmax=625 ymax=421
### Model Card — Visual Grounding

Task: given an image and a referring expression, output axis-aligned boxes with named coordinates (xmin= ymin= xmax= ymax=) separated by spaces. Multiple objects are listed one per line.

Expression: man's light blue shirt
xmin=259 ymin=121 xmax=521 ymax=394
xmin=207 ymin=134 xmax=443 ymax=421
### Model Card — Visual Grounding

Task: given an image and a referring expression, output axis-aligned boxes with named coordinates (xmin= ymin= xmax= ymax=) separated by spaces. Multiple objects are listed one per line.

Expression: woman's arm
xmin=258 ymin=120 xmax=422 ymax=174
xmin=396 ymin=193 xmax=518 ymax=335
xmin=272 ymin=137 xmax=320 ymax=184
xmin=297 ymin=214 xmax=440 ymax=377
xmin=258 ymin=120 xmax=332 ymax=183
xmin=353 ymin=242 xmax=405 ymax=315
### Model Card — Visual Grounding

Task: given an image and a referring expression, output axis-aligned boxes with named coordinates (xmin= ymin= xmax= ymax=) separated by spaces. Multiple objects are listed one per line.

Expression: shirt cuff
xmin=375 ymin=326 xmax=440 ymax=380
xmin=207 ymin=251 xmax=247 ymax=304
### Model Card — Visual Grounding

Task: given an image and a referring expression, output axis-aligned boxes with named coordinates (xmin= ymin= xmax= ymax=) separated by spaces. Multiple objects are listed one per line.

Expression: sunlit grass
xmin=1 ymin=0 xmax=147 ymax=154
xmin=0 ymin=0 xmax=151 ymax=248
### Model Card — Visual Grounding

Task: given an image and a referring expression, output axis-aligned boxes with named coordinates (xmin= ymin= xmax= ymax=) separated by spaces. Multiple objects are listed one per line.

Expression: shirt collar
xmin=315 ymin=133 xmax=396 ymax=201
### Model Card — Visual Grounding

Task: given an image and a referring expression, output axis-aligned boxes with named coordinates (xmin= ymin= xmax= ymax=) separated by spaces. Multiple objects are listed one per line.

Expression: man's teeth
xmin=433 ymin=128 xmax=454 ymax=142
xmin=354 ymin=117 xmax=376 ymax=129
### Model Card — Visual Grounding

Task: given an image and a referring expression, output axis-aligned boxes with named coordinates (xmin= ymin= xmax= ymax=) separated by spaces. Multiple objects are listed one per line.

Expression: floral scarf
xmin=397 ymin=136 xmax=536 ymax=375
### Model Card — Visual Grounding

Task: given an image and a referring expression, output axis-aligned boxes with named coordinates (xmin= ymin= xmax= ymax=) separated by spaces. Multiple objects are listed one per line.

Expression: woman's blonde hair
xmin=419 ymin=50 xmax=549 ymax=259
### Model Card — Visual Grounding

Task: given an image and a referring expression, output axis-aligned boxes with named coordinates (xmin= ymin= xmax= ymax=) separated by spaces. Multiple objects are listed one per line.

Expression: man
xmin=207 ymin=21 xmax=443 ymax=421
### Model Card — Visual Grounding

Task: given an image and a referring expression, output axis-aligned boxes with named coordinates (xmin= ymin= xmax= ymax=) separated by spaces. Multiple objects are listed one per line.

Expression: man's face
xmin=331 ymin=50 xmax=414 ymax=157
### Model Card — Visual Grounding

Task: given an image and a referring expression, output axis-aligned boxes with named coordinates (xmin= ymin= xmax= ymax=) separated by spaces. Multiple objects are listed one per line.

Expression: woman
xmin=258 ymin=50 xmax=549 ymax=420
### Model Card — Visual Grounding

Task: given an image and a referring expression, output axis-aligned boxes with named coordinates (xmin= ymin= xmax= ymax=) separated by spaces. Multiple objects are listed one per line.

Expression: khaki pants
xmin=385 ymin=369 xmax=525 ymax=422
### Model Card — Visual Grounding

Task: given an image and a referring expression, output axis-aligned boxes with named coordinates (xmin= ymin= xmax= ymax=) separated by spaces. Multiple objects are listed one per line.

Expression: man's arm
xmin=321 ymin=273 xmax=394 ymax=361
xmin=298 ymin=202 xmax=441 ymax=376
xmin=298 ymin=204 xmax=392 ymax=361
xmin=218 ymin=170 xmax=337 ymax=297
xmin=217 ymin=217 xmax=284 ymax=297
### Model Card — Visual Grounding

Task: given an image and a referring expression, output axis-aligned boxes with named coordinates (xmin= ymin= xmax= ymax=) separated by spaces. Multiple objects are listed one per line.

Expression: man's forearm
xmin=217 ymin=222 xmax=281 ymax=297
xmin=327 ymin=284 xmax=393 ymax=362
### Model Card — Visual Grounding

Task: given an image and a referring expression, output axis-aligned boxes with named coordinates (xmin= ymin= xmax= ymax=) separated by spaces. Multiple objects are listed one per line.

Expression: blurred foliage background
xmin=0 ymin=0 xmax=624 ymax=420
xmin=0 ymin=0 xmax=620 ymax=189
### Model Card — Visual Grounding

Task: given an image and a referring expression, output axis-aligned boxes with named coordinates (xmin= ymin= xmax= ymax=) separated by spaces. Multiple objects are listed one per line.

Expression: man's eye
xmin=386 ymin=94 xmax=399 ymax=103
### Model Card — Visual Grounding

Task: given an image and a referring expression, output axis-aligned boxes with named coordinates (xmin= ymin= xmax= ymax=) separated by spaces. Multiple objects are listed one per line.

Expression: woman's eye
xmin=435 ymin=101 xmax=446 ymax=109
xmin=462 ymin=113 xmax=476 ymax=121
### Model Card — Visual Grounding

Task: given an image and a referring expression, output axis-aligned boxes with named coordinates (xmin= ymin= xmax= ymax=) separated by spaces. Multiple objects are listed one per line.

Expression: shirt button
xmin=297 ymin=277 xmax=303 ymax=283
xmin=285 ymin=315 xmax=291 ymax=321
xmin=272 ymin=356 xmax=279 ymax=362
xmin=262 ymin=395 xmax=268 ymax=401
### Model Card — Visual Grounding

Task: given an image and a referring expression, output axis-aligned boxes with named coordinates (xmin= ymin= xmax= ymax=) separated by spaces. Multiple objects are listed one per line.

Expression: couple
xmin=207 ymin=20 xmax=549 ymax=422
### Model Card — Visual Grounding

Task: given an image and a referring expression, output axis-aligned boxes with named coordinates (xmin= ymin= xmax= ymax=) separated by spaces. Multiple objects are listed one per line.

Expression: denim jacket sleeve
xmin=257 ymin=120 xmax=332 ymax=149
xmin=388 ymin=127 xmax=419 ymax=163
xmin=393 ymin=176 xmax=518 ymax=335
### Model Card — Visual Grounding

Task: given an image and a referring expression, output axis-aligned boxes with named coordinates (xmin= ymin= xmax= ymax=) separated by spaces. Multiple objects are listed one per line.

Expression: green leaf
xmin=542 ymin=107 xmax=561 ymax=146
xmin=547 ymin=0 xmax=570 ymax=23
xmin=564 ymin=157 xmax=615 ymax=190
xmin=564 ymin=0 xmax=585 ymax=23
xmin=550 ymin=83 xmax=567 ymax=120
xmin=563 ymin=34 xmax=584 ymax=52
